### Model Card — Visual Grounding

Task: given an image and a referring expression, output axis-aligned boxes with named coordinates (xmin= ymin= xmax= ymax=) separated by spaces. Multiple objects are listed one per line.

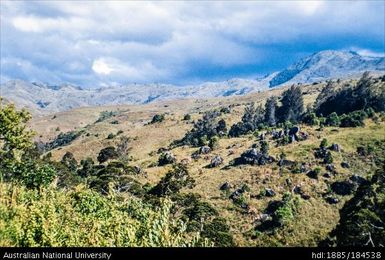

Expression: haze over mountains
xmin=1 ymin=50 xmax=384 ymax=114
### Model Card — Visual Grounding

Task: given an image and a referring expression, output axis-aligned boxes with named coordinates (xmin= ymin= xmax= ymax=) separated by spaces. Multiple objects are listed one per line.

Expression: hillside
xmin=1 ymin=74 xmax=380 ymax=246
xmin=1 ymin=50 xmax=383 ymax=115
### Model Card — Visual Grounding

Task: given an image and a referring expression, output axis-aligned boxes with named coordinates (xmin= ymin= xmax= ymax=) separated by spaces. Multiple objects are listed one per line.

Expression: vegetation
xmin=1 ymin=73 xmax=385 ymax=247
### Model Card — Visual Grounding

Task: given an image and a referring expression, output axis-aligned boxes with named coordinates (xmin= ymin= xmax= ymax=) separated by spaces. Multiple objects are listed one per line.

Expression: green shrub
xmin=150 ymin=114 xmax=165 ymax=124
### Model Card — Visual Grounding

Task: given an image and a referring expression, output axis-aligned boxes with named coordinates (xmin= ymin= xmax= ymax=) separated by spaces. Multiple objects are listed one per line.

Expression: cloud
xmin=92 ymin=59 xmax=114 ymax=75
xmin=1 ymin=0 xmax=384 ymax=86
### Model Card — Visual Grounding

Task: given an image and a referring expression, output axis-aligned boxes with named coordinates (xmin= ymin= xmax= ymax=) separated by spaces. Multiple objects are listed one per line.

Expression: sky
xmin=0 ymin=0 xmax=384 ymax=87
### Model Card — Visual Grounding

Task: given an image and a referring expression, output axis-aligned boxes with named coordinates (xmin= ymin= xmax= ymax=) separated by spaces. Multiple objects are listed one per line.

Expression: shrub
xmin=149 ymin=164 xmax=195 ymax=196
xmin=340 ymin=110 xmax=367 ymax=127
xmin=150 ymin=114 xmax=165 ymax=124
xmin=95 ymin=111 xmax=118 ymax=123
xmin=0 ymin=183 xmax=208 ymax=247
xmin=183 ymin=114 xmax=192 ymax=121
xmin=325 ymin=112 xmax=341 ymax=127
xmin=107 ymin=133 xmax=115 ymax=139
xmin=158 ymin=151 xmax=176 ymax=166
xmin=97 ymin=147 xmax=119 ymax=164
xmin=46 ymin=130 xmax=83 ymax=150
xmin=179 ymin=111 xmax=226 ymax=146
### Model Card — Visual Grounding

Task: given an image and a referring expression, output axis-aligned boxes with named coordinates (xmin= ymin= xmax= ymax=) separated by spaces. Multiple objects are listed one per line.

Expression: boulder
xmin=278 ymin=159 xmax=296 ymax=167
xmin=199 ymin=146 xmax=211 ymax=154
xmin=331 ymin=180 xmax=357 ymax=195
xmin=220 ymin=182 xmax=231 ymax=191
xmin=265 ymin=188 xmax=276 ymax=197
xmin=326 ymin=164 xmax=336 ymax=172
xmin=326 ymin=197 xmax=339 ymax=204
xmin=307 ymin=170 xmax=319 ymax=179
xmin=210 ymin=155 xmax=223 ymax=168
xmin=350 ymin=174 xmax=369 ymax=185
xmin=236 ymin=148 xmax=274 ymax=166
xmin=289 ymin=126 xmax=300 ymax=136
xmin=330 ymin=143 xmax=341 ymax=152
xmin=341 ymin=162 xmax=350 ymax=168
xmin=323 ymin=173 xmax=332 ymax=178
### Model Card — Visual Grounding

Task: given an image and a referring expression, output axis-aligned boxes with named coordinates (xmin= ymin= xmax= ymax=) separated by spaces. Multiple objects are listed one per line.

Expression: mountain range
xmin=1 ymin=50 xmax=384 ymax=114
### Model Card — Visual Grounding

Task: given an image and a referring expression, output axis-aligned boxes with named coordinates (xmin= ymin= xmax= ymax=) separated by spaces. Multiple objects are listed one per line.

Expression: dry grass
xmin=27 ymin=78 xmax=385 ymax=246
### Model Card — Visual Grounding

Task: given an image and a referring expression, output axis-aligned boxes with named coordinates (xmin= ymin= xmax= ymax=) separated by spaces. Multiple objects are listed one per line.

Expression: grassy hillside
xmin=2 ymin=75 xmax=385 ymax=246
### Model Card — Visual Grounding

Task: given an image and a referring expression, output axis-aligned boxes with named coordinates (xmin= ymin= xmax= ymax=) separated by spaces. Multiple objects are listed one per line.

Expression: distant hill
xmin=1 ymin=50 xmax=384 ymax=114
xmin=269 ymin=50 xmax=384 ymax=87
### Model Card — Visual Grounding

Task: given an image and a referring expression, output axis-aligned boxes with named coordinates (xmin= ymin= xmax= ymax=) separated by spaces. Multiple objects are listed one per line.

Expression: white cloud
xmin=1 ymin=1 xmax=384 ymax=86
xmin=92 ymin=59 xmax=114 ymax=75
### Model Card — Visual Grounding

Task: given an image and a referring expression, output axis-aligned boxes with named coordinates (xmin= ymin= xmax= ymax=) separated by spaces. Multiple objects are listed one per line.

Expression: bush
xmin=107 ymin=133 xmax=115 ymax=139
xmin=46 ymin=130 xmax=83 ymax=150
xmin=325 ymin=112 xmax=341 ymax=127
xmin=97 ymin=147 xmax=119 ymax=164
xmin=12 ymin=159 xmax=57 ymax=189
xmin=340 ymin=110 xmax=367 ymax=127
xmin=179 ymin=111 xmax=226 ymax=146
xmin=183 ymin=114 xmax=192 ymax=121
xmin=150 ymin=114 xmax=165 ymax=124
xmin=0 ymin=183 xmax=208 ymax=246
xmin=149 ymin=164 xmax=195 ymax=196
xmin=158 ymin=151 xmax=176 ymax=166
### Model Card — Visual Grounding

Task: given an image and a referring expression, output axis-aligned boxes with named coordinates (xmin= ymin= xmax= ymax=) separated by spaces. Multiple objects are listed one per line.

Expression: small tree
xmin=97 ymin=147 xmax=119 ymax=164
xmin=277 ymin=85 xmax=304 ymax=123
xmin=61 ymin=152 xmax=78 ymax=172
xmin=264 ymin=97 xmax=278 ymax=126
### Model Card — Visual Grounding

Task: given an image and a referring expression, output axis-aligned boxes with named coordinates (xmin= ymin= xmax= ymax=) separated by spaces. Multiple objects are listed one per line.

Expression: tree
xmin=61 ymin=152 xmax=78 ymax=172
xmin=149 ymin=164 xmax=195 ymax=196
xmin=315 ymin=80 xmax=336 ymax=111
xmin=0 ymin=100 xmax=34 ymax=162
xmin=277 ymin=85 xmax=304 ymax=123
xmin=264 ymin=97 xmax=278 ymax=126
xmin=97 ymin=147 xmax=119 ymax=164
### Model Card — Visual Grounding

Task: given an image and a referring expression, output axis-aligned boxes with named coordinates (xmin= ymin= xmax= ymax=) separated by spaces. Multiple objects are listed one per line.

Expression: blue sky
xmin=1 ymin=0 xmax=384 ymax=87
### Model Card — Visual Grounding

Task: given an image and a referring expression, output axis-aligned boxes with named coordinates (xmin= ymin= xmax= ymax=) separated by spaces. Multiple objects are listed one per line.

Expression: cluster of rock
xmin=233 ymin=148 xmax=275 ymax=166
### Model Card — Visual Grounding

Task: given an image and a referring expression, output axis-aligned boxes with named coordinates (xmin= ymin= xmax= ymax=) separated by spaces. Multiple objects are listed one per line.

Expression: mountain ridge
xmin=1 ymin=50 xmax=384 ymax=114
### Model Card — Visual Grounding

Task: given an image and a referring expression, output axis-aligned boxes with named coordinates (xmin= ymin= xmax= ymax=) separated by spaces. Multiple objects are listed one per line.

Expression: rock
xmin=191 ymin=152 xmax=201 ymax=160
xmin=300 ymin=163 xmax=308 ymax=173
xmin=285 ymin=178 xmax=292 ymax=186
xmin=278 ymin=159 xmax=296 ymax=167
xmin=220 ymin=182 xmax=231 ymax=191
xmin=199 ymin=146 xmax=211 ymax=154
xmin=349 ymin=174 xmax=369 ymax=185
xmin=323 ymin=173 xmax=332 ymax=178
xmin=236 ymin=148 xmax=274 ymax=166
xmin=341 ymin=162 xmax=350 ymax=168
xmin=331 ymin=180 xmax=357 ymax=195
xmin=326 ymin=197 xmax=339 ymax=204
xmin=254 ymin=213 xmax=272 ymax=225
xmin=307 ymin=170 xmax=319 ymax=179
xmin=158 ymin=151 xmax=176 ymax=166
xmin=265 ymin=188 xmax=276 ymax=197
xmin=289 ymin=126 xmax=300 ymax=136
xmin=133 ymin=166 xmax=142 ymax=174
xmin=157 ymin=147 xmax=169 ymax=154
xmin=210 ymin=155 xmax=223 ymax=168
xmin=326 ymin=164 xmax=336 ymax=172
xmin=330 ymin=143 xmax=341 ymax=152
xmin=293 ymin=185 xmax=303 ymax=195
xmin=180 ymin=158 xmax=191 ymax=165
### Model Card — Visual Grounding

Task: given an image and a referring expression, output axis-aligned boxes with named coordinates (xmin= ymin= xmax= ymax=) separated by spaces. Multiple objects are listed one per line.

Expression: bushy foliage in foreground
xmin=323 ymin=166 xmax=385 ymax=247
xmin=0 ymin=183 xmax=209 ymax=247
